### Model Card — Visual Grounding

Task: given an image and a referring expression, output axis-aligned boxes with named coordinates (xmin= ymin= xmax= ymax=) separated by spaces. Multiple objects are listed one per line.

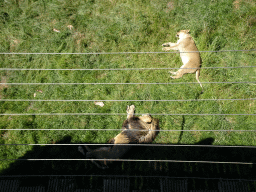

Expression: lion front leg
xmin=162 ymin=42 xmax=171 ymax=47
xmin=162 ymin=42 xmax=173 ymax=51
xmin=126 ymin=105 xmax=135 ymax=119
xmin=162 ymin=47 xmax=172 ymax=51
xmin=162 ymin=42 xmax=179 ymax=50
xmin=162 ymin=42 xmax=176 ymax=47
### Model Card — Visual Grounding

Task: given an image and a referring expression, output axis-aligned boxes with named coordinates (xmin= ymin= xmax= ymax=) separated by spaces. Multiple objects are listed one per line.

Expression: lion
xmin=78 ymin=105 xmax=159 ymax=169
xmin=162 ymin=30 xmax=203 ymax=92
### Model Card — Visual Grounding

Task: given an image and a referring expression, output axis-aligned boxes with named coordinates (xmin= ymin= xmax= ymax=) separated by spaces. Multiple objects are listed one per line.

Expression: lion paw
xmin=126 ymin=105 xmax=135 ymax=119
xmin=126 ymin=105 xmax=135 ymax=114
xmin=169 ymin=71 xmax=177 ymax=75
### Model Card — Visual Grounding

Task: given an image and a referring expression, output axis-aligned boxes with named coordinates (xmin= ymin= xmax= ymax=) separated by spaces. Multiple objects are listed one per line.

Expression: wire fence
xmin=0 ymin=81 xmax=255 ymax=85
xmin=0 ymin=113 xmax=255 ymax=116
xmin=0 ymin=98 xmax=255 ymax=102
xmin=0 ymin=158 xmax=254 ymax=165
xmin=1 ymin=175 xmax=256 ymax=182
xmin=1 ymin=129 xmax=256 ymax=132
xmin=1 ymin=49 xmax=256 ymax=165
xmin=0 ymin=66 xmax=256 ymax=71
xmin=0 ymin=49 xmax=256 ymax=54
xmin=1 ymin=143 xmax=256 ymax=148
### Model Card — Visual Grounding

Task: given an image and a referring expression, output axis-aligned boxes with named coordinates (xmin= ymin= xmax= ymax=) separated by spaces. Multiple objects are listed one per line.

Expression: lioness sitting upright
xmin=162 ymin=30 xmax=203 ymax=92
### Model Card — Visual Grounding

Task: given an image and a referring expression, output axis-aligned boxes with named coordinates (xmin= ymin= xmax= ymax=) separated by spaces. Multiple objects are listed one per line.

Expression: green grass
xmin=0 ymin=0 xmax=256 ymax=173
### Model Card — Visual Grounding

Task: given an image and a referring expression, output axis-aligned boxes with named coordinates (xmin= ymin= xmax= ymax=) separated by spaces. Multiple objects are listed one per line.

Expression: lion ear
xmin=186 ymin=30 xmax=190 ymax=33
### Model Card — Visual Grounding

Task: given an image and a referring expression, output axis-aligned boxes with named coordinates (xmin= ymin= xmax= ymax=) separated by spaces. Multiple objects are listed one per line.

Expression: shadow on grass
xmin=1 ymin=136 xmax=256 ymax=180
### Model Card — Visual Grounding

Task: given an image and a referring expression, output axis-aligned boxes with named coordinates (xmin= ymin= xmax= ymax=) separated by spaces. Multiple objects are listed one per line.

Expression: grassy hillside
xmin=0 ymin=0 xmax=256 ymax=173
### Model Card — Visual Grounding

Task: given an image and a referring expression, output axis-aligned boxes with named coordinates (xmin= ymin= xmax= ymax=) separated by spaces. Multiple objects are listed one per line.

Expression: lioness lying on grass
xmin=162 ymin=30 xmax=203 ymax=92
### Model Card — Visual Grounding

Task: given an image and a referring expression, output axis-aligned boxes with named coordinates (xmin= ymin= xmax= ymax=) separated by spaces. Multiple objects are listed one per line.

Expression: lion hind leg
xmin=168 ymin=71 xmax=177 ymax=75
xmin=170 ymin=70 xmax=184 ymax=79
xmin=170 ymin=63 xmax=197 ymax=79
xmin=169 ymin=63 xmax=188 ymax=78
xmin=139 ymin=114 xmax=152 ymax=123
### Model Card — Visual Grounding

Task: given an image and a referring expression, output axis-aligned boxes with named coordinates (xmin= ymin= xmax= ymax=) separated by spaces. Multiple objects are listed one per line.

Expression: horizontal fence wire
xmin=1 ymin=144 xmax=256 ymax=148
xmin=0 ymin=98 xmax=255 ymax=102
xmin=0 ymin=66 xmax=256 ymax=71
xmin=1 ymin=129 xmax=256 ymax=132
xmin=0 ymin=158 xmax=254 ymax=165
xmin=0 ymin=82 xmax=255 ymax=85
xmin=0 ymin=49 xmax=256 ymax=55
xmin=0 ymin=113 xmax=256 ymax=116
xmin=0 ymin=113 xmax=255 ymax=116
xmin=1 ymin=175 xmax=256 ymax=182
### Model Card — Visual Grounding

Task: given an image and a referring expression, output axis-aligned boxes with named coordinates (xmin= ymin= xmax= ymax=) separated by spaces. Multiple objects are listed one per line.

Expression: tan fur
xmin=162 ymin=30 xmax=203 ymax=92
xmin=79 ymin=105 xmax=159 ymax=169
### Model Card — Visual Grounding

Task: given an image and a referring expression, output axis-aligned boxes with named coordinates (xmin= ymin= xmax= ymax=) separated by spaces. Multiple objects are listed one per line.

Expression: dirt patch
xmin=233 ymin=0 xmax=256 ymax=10
xmin=165 ymin=1 xmax=175 ymax=13
xmin=248 ymin=17 xmax=256 ymax=27
xmin=72 ymin=32 xmax=86 ymax=50
xmin=233 ymin=0 xmax=240 ymax=10
xmin=10 ymin=39 xmax=20 ymax=52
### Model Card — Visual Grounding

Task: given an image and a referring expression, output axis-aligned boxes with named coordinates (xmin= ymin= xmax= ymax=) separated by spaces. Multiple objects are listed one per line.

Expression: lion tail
xmin=196 ymin=69 xmax=203 ymax=93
